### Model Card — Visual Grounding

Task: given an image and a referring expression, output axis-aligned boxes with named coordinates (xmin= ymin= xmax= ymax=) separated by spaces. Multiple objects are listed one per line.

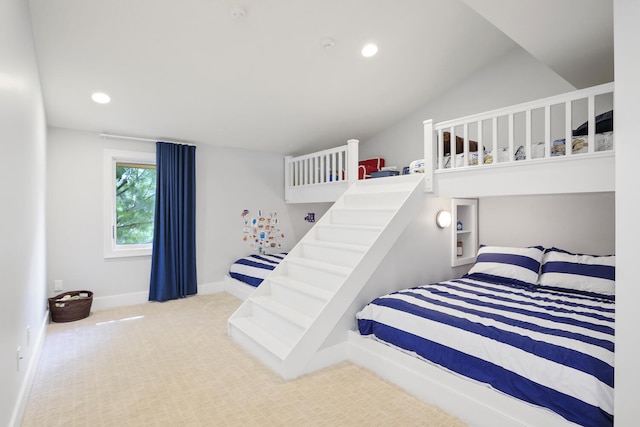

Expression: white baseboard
xmin=304 ymin=341 xmax=348 ymax=375
xmin=199 ymin=281 xmax=225 ymax=295
xmin=92 ymin=291 xmax=149 ymax=311
xmin=91 ymin=282 xmax=225 ymax=311
xmin=9 ymin=310 xmax=49 ymax=427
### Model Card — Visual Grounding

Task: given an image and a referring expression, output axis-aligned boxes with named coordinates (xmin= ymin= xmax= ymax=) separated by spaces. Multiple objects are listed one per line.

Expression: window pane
xmin=115 ymin=163 xmax=156 ymax=245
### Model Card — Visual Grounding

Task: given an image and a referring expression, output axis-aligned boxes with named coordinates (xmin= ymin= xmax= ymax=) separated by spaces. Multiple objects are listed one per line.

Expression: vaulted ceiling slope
xmin=27 ymin=0 xmax=613 ymax=155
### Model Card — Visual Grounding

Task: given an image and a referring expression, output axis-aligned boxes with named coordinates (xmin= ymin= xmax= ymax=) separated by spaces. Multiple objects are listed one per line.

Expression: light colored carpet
xmin=22 ymin=292 xmax=466 ymax=426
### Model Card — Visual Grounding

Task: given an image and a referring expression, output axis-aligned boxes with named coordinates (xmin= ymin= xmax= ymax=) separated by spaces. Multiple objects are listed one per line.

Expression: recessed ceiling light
xmin=92 ymin=92 xmax=111 ymax=104
xmin=361 ymin=43 xmax=378 ymax=58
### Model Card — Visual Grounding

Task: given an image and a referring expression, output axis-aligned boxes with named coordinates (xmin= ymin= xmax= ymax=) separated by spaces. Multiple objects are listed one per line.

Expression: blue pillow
xmin=467 ymin=245 xmax=544 ymax=286
xmin=538 ymin=247 xmax=615 ymax=296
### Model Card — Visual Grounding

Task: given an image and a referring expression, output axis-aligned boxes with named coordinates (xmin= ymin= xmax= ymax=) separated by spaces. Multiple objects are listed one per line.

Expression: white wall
xmin=0 ymin=1 xmax=48 ymax=426
xmin=46 ymin=128 xmax=330 ymax=307
xmin=479 ymin=193 xmax=615 ymax=255
xmin=613 ymin=0 xmax=639 ymax=423
xmin=359 ymin=47 xmax=576 ymax=170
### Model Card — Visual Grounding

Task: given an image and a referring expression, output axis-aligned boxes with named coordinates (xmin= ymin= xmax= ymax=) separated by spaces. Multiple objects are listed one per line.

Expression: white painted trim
xmin=91 ymin=282 xmax=224 ymax=311
xmin=102 ymin=149 xmax=156 ymax=259
xmin=346 ymin=331 xmax=577 ymax=427
xmin=199 ymin=281 xmax=225 ymax=295
xmin=303 ymin=341 xmax=348 ymax=375
xmin=223 ymin=275 xmax=256 ymax=301
xmin=92 ymin=291 xmax=149 ymax=311
xmin=9 ymin=310 xmax=49 ymax=427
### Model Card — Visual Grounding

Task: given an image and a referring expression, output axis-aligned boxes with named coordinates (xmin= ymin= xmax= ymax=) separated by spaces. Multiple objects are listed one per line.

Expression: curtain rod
xmin=99 ymin=133 xmax=197 ymax=146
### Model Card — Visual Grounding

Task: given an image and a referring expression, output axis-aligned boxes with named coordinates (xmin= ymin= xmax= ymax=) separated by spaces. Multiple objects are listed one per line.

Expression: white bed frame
xmin=284 ymin=83 xmax=614 ymax=204
xmin=424 ymin=82 xmax=615 ymax=197
xmin=223 ymin=275 xmax=257 ymax=301
xmin=284 ymin=139 xmax=360 ymax=203
xmin=278 ymin=83 xmax=614 ymax=426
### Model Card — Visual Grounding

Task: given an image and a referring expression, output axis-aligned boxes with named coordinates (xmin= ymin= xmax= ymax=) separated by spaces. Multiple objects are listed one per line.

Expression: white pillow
xmin=467 ymin=245 xmax=544 ymax=286
xmin=538 ymin=248 xmax=615 ymax=296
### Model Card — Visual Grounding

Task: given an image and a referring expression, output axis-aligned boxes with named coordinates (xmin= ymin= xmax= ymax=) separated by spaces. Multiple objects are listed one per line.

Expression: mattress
xmin=356 ymin=274 xmax=614 ymax=427
xmin=228 ymin=253 xmax=286 ymax=287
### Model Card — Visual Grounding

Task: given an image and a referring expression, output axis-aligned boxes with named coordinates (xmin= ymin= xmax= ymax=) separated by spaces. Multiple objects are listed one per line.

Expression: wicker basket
xmin=48 ymin=291 xmax=93 ymax=323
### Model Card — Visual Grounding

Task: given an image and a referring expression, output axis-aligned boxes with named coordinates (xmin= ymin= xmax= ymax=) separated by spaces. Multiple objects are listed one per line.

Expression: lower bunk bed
xmin=352 ymin=245 xmax=615 ymax=427
xmin=224 ymin=253 xmax=287 ymax=300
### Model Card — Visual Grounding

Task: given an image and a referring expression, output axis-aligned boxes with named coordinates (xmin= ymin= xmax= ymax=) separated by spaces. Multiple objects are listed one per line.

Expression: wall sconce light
xmin=436 ymin=210 xmax=452 ymax=228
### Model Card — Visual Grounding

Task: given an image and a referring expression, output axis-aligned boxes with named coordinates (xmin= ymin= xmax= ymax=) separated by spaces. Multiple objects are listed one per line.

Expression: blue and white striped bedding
xmin=356 ymin=274 xmax=614 ymax=427
xmin=228 ymin=253 xmax=286 ymax=287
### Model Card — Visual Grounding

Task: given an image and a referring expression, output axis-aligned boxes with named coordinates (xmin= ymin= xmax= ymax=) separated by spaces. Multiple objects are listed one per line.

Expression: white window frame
xmin=103 ymin=149 xmax=156 ymax=258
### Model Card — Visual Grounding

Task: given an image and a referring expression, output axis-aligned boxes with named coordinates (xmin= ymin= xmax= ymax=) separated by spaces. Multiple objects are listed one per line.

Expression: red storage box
xmin=358 ymin=158 xmax=385 ymax=179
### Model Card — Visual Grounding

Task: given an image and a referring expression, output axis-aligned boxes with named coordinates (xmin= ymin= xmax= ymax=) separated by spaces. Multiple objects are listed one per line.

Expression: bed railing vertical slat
xmin=326 ymin=154 xmax=331 ymax=183
xmin=331 ymin=152 xmax=336 ymax=182
xmin=525 ymin=109 xmax=532 ymax=160
xmin=588 ymin=95 xmax=596 ymax=153
xmin=463 ymin=123 xmax=469 ymax=167
xmin=565 ymin=100 xmax=573 ymax=157
xmin=303 ymin=158 xmax=308 ymax=185
xmin=508 ymin=113 xmax=514 ymax=162
xmin=437 ymin=129 xmax=444 ymax=170
xmin=313 ymin=156 xmax=317 ymax=184
xmin=449 ymin=126 xmax=456 ymax=169
xmin=347 ymin=139 xmax=359 ymax=184
xmin=423 ymin=120 xmax=434 ymax=191
xmin=492 ymin=117 xmax=498 ymax=163
xmin=477 ymin=120 xmax=484 ymax=166
xmin=545 ymin=105 xmax=551 ymax=159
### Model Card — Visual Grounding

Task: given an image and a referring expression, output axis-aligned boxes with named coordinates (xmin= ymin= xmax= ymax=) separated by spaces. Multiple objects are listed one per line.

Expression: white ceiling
xmin=27 ymin=0 xmax=613 ymax=155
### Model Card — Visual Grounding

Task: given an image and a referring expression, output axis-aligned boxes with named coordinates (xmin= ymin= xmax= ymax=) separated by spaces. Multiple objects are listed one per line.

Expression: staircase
xmin=227 ymin=173 xmax=425 ymax=379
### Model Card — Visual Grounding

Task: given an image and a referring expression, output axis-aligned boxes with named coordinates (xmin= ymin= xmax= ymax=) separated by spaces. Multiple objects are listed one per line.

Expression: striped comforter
xmin=228 ymin=253 xmax=286 ymax=287
xmin=356 ymin=274 xmax=614 ymax=427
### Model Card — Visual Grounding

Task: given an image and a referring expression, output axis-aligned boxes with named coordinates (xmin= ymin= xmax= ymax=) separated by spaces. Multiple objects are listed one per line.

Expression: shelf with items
xmin=451 ymin=198 xmax=478 ymax=267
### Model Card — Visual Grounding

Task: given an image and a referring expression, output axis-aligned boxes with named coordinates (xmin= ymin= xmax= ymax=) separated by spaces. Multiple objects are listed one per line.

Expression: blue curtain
xmin=149 ymin=142 xmax=197 ymax=302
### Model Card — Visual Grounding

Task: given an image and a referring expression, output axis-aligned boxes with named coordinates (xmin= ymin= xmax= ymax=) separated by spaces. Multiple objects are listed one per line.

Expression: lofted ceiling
xmin=27 ymin=0 xmax=613 ymax=155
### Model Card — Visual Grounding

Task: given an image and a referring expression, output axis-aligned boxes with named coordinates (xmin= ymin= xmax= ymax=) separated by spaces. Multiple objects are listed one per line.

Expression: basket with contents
xmin=48 ymin=290 xmax=93 ymax=322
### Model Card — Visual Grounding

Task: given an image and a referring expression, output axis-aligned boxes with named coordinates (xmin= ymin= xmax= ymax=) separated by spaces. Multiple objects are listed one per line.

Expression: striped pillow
xmin=538 ymin=248 xmax=615 ymax=296
xmin=467 ymin=245 xmax=544 ymax=286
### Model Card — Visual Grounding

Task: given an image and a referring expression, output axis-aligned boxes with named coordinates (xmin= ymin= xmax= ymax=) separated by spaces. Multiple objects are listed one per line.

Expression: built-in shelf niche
xmin=451 ymin=198 xmax=478 ymax=267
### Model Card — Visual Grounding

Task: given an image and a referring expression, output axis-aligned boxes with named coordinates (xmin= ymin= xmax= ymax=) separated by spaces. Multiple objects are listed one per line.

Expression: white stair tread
xmin=317 ymin=223 xmax=383 ymax=232
xmin=251 ymin=296 xmax=313 ymax=328
xmin=268 ymin=276 xmax=333 ymax=302
xmin=332 ymin=207 xmax=396 ymax=213
xmin=302 ymin=239 xmax=368 ymax=253
xmin=284 ymin=256 xmax=351 ymax=275
xmin=229 ymin=316 xmax=293 ymax=359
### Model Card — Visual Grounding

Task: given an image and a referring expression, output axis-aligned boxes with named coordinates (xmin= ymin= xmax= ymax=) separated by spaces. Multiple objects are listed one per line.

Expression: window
xmin=104 ymin=150 xmax=156 ymax=258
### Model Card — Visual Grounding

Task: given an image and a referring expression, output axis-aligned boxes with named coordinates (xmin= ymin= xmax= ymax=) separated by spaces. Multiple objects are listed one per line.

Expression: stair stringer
xmin=228 ymin=174 xmax=425 ymax=380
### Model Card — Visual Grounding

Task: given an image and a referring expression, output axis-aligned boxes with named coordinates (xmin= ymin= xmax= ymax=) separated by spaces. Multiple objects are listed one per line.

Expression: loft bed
xmin=283 ymin=83 xmax=614 ymax=203
xmin=423 ymin=82 xmax=615 ymax=197
xmin=347 ymin=82 xmax=616 ymax=426
xmin=284 ymin=139 xmax=360 ymax=203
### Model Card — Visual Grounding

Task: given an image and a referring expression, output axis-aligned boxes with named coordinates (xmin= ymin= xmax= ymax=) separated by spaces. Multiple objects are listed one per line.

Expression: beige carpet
xmin=22 ymin=292 xmax=466 ymax=427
